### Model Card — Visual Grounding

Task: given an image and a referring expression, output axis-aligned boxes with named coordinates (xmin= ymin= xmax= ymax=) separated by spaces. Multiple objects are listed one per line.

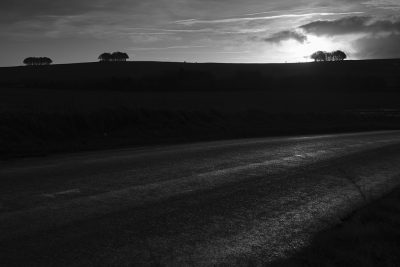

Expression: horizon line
xmin=2 ymin=57 xmax=400 ymax=68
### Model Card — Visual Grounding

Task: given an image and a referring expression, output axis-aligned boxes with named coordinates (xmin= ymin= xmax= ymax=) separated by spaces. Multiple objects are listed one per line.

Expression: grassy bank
xmin=1 ymin=59 xmax=400 ymax=159
xmin=1 ymin=86 xmax=400 ymax=160
xmin=1 ymin=60 xmax=399 ymax=92
xmin=1 ymin=107 xmax=400 ymax=159
xmin=271 ymin=186 xmax=400 ymax=267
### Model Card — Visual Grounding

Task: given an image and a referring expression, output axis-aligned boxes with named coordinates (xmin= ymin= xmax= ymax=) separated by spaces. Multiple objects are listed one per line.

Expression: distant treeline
xmin=23 ymin=57 xmax=53 ymax=66
xmin=98 ymin=52 xmax=129 ymax=62
xmin=22 ymin=51 xmax=131 ymax=66
xmin=311 ymin=50 xmax=347 ymax=62
xmin=21 ymin=50 xmax=347 ymax=66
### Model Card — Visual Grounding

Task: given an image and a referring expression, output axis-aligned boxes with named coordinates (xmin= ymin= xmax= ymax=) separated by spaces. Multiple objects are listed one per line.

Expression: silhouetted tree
xmin=122 ymin=52 xmax=129 ymax=61
xmin=332 ymin=50 xmax=347 ymax=61
xmin=310 ymin=52 xmax=317 ymax=62
xmin=111 ymin=52 xmax=120 ymax=62
xmin=311 ymin=50 xmax=347 ymax=62
xmin=111 ymin=52 xmax=129 ymax=62
xmin=41 ymin=57 xmax=52 ymax=65
xmin=98 ymin=53 xmax=112 ymax=62
xmin=23 ymin=57 xmax=53 ymax=66
xmin=99 ymin=52 xmax=129 ymax=62
xmin=325 ymin=52 xmax=333 ymax=61
xmin=23 ymin=57 xmax=34 ymax=66
xmin=311 ymin=51 xmax=327 ymax=62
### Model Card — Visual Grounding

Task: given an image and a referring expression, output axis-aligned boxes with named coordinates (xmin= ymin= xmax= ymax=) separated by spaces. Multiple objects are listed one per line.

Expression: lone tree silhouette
xmin=23 ymin=57 xmax=53 ymax=66
xmin=98 ymin=52 xmax=129 ymax=62
xmin=311 ymin=50 xmax=347 ymax=62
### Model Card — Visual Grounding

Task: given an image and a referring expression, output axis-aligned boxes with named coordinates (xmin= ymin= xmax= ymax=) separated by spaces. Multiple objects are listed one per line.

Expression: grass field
xmin=0 ymin=59 xmax=399 ymax=92
xmin=2 ymin=87 xmax=400 ymax=113
xmin=1 ymin=59 xmax=400 ymax=159
xmin=1 ymin=103 xmax=399 ymax=159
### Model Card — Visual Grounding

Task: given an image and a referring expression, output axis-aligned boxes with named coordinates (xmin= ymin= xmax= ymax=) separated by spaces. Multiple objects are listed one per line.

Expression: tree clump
xmin=23 ymin=57 xmax=53 ymax=66
xmin=98 ymin=52 xmax=129 ymax=62
xmin=311 ymin=50 xmax=347 ymax=62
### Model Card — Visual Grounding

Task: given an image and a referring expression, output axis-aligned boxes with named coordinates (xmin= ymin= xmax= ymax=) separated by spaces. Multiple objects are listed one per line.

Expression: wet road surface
xmin=2 ymin=131 xmax=400 ymax=266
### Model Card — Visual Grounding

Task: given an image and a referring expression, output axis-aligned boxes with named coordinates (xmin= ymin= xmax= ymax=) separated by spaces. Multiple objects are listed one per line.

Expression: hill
xmin=1 ymin=59 xmax=400 ymax=159
xmin=1 ymin=59 xmax=399 ymax=92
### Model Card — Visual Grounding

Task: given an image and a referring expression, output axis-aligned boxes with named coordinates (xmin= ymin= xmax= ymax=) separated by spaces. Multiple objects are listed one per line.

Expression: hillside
xmin=0 ymin=59 xmax=399 ymax=92
xmin=1 ymin=59 xmax=400 ymax=158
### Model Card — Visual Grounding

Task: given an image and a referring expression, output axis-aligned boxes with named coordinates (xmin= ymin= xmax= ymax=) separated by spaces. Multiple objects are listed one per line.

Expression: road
xmin=2 ymin=131 xmax=400 ymax=266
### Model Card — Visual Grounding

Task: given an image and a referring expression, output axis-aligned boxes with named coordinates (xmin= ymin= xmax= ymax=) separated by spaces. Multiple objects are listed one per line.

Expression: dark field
xmin=271 ymin=185 xmax=400 ymax=267
xmin=1 ymin=59 xmax=400 ymax=158
xmin=2 ymin=60 xmax=400 ymax=266
xmin=1 ymin=59 xmax=400 ymax=92
xmin=2 ymin=88 xmax=400 ymax=113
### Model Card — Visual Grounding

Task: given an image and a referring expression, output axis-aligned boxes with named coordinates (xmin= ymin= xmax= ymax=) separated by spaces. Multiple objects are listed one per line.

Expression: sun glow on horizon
xmin=269 ymin=35 xmax=347 ymax=63
xmin=294 ymin=35 xmax=340 ymax=62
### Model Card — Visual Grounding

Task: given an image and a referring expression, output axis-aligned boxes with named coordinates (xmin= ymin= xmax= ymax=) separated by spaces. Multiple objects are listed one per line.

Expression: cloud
xmin=174 ymin=12 xmax=364 ymax=25
xmin=254 ymin=14 xmax=400 ymax=60
xmin=129 ymin=33 xmax=178 ymax=44
xmin=353 ymin=33 xmax=400 ymax=58
xmin=263 ymin=30 xmax=307 ymax=43
xmin=128 ymin=45 xmax=209 ymax=51
xmin=241 ymin=7 xmax=328 ymax=17
xmin=300 ymin=16 xmax=400 ymax=36
xmin=0 ymin=0 xmax=115 ymax=20
xmin=125 ymin=27 xmax=245 ymax=35
xmin=363 ymin=0 xmax=400 ymax=10
xmin=0 ymin=0 xmax=146 ymax=17
xmin=1 ymin=0 xmax=399 ymax=65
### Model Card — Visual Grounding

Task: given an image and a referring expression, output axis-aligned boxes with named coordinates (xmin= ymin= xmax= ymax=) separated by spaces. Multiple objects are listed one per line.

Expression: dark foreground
xmin=1 ymin=59 xmax=399 ymax=92
xmin=272 ymin=184 xmax=400 ymax=267
xmin=1 ymin=131 xmax=400 ymax=266
xmin=1 ymin=59 xmax=400 ymax=159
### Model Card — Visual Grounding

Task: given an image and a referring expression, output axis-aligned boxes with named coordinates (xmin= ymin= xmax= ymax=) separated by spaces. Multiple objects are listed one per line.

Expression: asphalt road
xmin=2 ymin=131 xmax=400 ymax=266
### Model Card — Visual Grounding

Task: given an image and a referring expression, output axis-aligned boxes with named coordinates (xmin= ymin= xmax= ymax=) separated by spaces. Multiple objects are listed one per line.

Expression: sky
xmin=0 ymin=0 xmax=399 ymax=66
